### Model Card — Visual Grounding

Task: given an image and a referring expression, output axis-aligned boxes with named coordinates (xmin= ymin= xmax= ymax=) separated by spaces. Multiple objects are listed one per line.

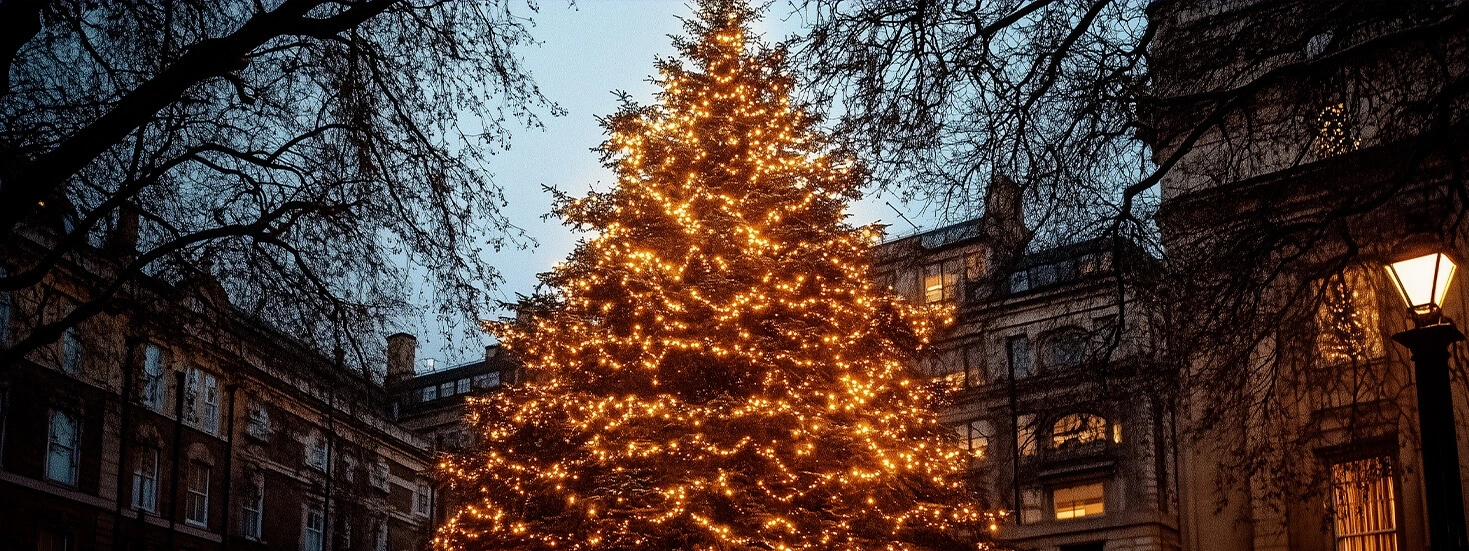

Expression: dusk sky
xmin=408 ymin=0 xmax=943 ymax=368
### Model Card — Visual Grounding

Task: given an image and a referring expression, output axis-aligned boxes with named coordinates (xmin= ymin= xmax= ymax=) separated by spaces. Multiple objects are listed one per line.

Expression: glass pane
xmin=1054 ymin=482 xmax=1106 ymax=519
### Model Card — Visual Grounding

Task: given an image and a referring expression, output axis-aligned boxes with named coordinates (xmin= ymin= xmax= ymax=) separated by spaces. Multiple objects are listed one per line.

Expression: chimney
xmin=104 ymin=202 xmax=139 ymax=260
xmin=485 ymin=345 xmax=498 ymax=363
xmin=385 ymin=333 xmax=417 ymax=387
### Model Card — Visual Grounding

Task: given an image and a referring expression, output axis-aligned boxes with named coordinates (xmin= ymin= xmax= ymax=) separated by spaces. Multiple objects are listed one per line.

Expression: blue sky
xmin=408 ymin=0 xmax=941 ymax=368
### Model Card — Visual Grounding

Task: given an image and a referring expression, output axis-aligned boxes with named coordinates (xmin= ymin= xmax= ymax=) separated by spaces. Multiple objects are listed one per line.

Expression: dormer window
xmin=923 ymin=258 xmax=965 ymax=303
xmin=1051 ymin=413 xmax=1108 ymax=449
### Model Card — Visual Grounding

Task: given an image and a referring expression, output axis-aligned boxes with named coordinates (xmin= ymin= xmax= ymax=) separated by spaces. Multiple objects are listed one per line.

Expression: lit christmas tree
xmin=435 ymin=3 xmax=990 ymax=549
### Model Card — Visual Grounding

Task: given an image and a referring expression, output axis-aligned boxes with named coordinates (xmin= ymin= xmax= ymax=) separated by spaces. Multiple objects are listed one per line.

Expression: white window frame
xmin=45 ymin=409 xmax=80 ymax=485
xmin=243 ymin=473 xmax=265 ymax=541
xmin=456 ymin=378 xmax=471 ymax=394
xmin=131 ymin=447 xmax=159 ymax=512
xmin=184 ymin=367 xmax=220 ymax=435
xmin=306 ymin=432 xmax=329 ymax=471
xmin=141 ymin=344 xmax=166 ymax=410
xmin=185 ymin=461 xmax=210 ymax=527
xmin=246 ymin=404 xmax=270 ymax=440
xmin=370 ymin=458 xmax=390 ymax=491
xmin=303 ymin=502 xmax=326 ymax=551
xmin=61 ymin=327 xmax=83 ymax=375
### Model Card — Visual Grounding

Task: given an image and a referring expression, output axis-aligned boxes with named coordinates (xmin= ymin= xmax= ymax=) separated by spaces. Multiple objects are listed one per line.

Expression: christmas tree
xmin=436 ymin=3 xmax=990 ymax=549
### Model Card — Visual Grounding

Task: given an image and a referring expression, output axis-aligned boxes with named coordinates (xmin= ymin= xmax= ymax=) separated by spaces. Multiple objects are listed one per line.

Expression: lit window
xmin=46 ymin=410 xmax=79 ymax=485
xmin=243 ymin=474 xmax=264 ymax=541
xmin=1317 ymin=271 xmax=1383 ymax=363
xmin=472 ymin=372 xmax=501 ymax=389
xmin=1332 ymin=457 xmax=1399 ymax=551
xmin=414 ymin=481 xmax=432 ymax=517
xmin=421 ymin=385 xmax=438 ymax=402
xmin=1051 ymin=413 xmax=1108 ymax=448
xmin=246 ymin=404 xmax=270 ymax=440
xmin=131 ymin=447 xmax=159 ymax=512
xmin=923 ymin=259 xmax=964 ymax=303
xmin=61 ymin=327 xmax=83 ymax=375
xmin=304 ymin=503 xmax=325 ymax=551
xmin=957 ymin=419 xmax=992 ymax=459
xmin=1016 ymin=414 xmax=1038 ymax=457
xmin=185 ymin=461 xmax=210 ymax=527
xmin=1054 ymin=482 xmax=1105 ymax=519
xmin=306 ymin=432 xmax=328 ymax=471
xmin=456 ymin=378 xmax=471 ymax=394
xmin=141 ymin=344 xmax=166 ymax=410
xmin=1008 ymin=335 xmax=1034 ymax=378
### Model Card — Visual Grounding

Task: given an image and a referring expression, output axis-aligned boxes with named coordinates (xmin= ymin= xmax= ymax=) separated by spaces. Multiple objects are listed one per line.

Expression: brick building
xmin=0 ymin=226 xmax=436 ymax=550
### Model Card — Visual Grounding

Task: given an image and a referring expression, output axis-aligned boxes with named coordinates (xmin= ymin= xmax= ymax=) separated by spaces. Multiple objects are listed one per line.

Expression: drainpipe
xmin=220 ymin=383 xmax=239 ymax=551
xmin=167 ymin=370 xmax=185 ymax=550
xmin=110 ymin=337 xmax=141 ymax=547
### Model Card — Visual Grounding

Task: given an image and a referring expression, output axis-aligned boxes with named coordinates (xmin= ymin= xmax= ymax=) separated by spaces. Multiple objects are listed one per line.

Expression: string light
xmin=435 ymin=2 xmax=999 ymax=549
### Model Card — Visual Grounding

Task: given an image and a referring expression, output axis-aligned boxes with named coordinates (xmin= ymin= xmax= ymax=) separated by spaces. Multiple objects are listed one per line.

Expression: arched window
xmin=1042 ymin=327 xmax=1090 ymax=369
xmin=1051 ymin=413 xmax=1107 ymax=448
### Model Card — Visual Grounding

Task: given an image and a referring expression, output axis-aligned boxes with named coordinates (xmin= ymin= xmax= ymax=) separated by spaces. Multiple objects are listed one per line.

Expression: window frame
xmin=1330 ymin=456 xmax=1401 ymax=551
xmin=246 ymin=403 xmax=271 ymax=440
xmin=141 ymin=344 xmax=167 ymax=410
xmin=183 ymin=367 xmax=221 ymax=435
xmin=243 ymin=473 xmax=265 ymax=541
xmin=184 ymin=460 xmax=211 ymax=527
xmin=131 ymin=447 xmax=160 ymax=512
xmin=1053 ymin=481 xmax=1106 ymax=520
xmin=1007 ymin=335 xmax=1034 ymax=379
xmin=61 ymin=327 xmax=83 ymax=376
xmin=303 ymin=502 xmax=326 ymax=551
xmin=414 ymin=480 xmax=432 ymax=517
xmin=305 ymin=432 xmax=329 ymax=471
xmin=45 ymin=409 xmax=80 ymax=486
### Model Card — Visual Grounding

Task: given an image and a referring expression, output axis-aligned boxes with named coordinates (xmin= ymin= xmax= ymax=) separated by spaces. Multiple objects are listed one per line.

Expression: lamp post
xmin=1385 ymin=251 xmax=1468 ymax=551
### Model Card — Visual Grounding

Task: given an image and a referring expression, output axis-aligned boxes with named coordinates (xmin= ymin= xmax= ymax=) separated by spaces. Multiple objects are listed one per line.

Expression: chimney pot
xmin=385 ymin=333 xmax=417 ymax=387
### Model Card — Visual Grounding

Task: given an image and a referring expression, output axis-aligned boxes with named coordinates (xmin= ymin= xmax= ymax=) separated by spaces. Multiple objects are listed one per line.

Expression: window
xmin=306 ymin=432 xmax=329 ymax=471
xmin=246 ymin=404 xmax=270 ymax=440
xmin=184 ymin=368 xmax=220 ymax=434
xmin=1331 ymin=457 xmax=1399 ymax=551
xmin=920 ymin=347 xmax=963 ymax=384
xmin=894 ymin=268 xmax=919 ymax=301
xmin=1020 ymin=488 xmax=1043 ymax=524
xmin=1016 ymin=414 xmax=1038 ymax=457
xmin=61 ymin=327 xmax=83 ymax=375
xmin=1054 ymin=482 xmax=1105 ymax=519
xmin=243 ymin=474 xmax=264 ymax=541
xmin=958 ymin=419 xmax=992 ymax=459
xmin=46 ymin=410 xmax=79 ymax=485
xmin=1009 ymin=270 xmax=1030 ymax=293
xmin=472 ymin=372 xmax=501 ymax=389
xmin=131 ymin=447 xmax=159 ymax=512
xmin=456 ymin=378 xmax=471 ymax=394
xmin=141 ymin=344 xmax=166 ymax=410
xmin=341 ymin=454 xmax=357 ymax=483
xmin=1317 ymin=271 xmax=1384 ymax=363
xmin=421 ymin=385 xmax=437 ymax=402
xmin=923 ymin=258 xmax=965 ymax=303
xmin=414 ymin=481 xmax=432 ymax=517
xmin=370 ymin=458 xmax=390 ymax=491
xmin=1052 ymin=413 xmax=1108 ymax=448
xmin=304 ymin=503 xmax=326 ymax=551
xmin=1043 ymin=328 xmax=1089 ymax=369
xmin=1007 ymin=335 xmax=1034 ymax=378
xmin=185 ymin=461 xmax=210 ymax=526
xmin=439 ymin=381 xmax=455 ymax=398
xmin=38 ymin=526 xmax=73 ymax=551
xmin=963 ymin=344 xmax=985 ymax=387
xmin=373 ymin=519 xmax=389 ymax=551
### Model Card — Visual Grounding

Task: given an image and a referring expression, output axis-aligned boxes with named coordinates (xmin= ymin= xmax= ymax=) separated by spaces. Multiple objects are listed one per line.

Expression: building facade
xmin=0 ymin=227 xmax=436 ymax=550
xmin=1147 ymin=1 xmax=1469 ymax=550
xmin=873 ymin=220 xmax=1180 ymax=551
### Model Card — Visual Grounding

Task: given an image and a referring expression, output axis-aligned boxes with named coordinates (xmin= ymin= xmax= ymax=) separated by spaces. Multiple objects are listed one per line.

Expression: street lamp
xmin=1386 ymin=251 xmax=1468 ymax=551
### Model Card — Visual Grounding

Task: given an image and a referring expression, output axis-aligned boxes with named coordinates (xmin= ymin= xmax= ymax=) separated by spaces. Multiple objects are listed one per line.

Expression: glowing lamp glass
xmin=1385 ymin=253 xmax=1456 ymax=321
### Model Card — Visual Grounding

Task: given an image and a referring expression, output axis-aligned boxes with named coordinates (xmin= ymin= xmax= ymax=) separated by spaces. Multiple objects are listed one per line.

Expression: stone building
xmin=873 ymin=219 xmax=1180 ymax=551
xmin=1147 ymin=1 xmax=1469 ymax=550
xmin=0 ymin=226 xmax=436 ymax=549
